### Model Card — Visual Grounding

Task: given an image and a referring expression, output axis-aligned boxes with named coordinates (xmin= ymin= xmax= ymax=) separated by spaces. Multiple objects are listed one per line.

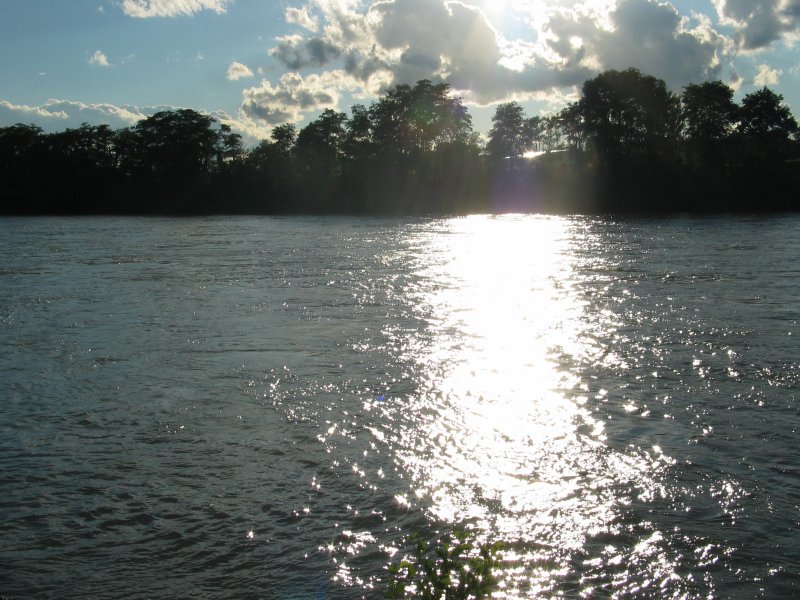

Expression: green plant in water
xmin=385 ymin=530 xmax=505 ymax=599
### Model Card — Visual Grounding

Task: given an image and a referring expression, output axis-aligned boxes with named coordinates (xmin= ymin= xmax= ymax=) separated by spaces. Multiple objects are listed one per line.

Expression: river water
xmin=0 ymin=215 xmax=798 ymax=599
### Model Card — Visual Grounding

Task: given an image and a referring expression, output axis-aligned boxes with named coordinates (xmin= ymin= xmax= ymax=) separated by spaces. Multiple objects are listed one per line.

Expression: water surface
xmin=1 ymin=215 xmax=798 ymax=598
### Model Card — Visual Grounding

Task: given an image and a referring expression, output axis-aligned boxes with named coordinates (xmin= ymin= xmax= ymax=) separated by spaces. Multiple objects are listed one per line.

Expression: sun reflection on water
xmin=388 ymin=215 xmax=666 ymax=594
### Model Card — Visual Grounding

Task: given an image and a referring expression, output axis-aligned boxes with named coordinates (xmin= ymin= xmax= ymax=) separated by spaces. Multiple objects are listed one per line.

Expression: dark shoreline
xmin=3 ymin=70 xmax=798 ymax=217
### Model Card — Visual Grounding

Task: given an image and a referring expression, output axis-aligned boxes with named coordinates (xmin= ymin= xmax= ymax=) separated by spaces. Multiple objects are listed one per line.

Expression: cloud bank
xmin=237 ymin=0 xmax=740 ymax=127
xmin=0 ymin=99 xmax=200 ymax=131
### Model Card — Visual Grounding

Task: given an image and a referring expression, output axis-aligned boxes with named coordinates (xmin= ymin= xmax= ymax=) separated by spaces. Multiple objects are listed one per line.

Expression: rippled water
xmin=1 ymin=215 xmax=798 ymax=599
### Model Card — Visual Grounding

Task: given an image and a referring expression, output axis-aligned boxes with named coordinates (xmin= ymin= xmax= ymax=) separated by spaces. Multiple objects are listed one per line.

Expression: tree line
xmin=1 ymin=69 xmax=798 ymax=215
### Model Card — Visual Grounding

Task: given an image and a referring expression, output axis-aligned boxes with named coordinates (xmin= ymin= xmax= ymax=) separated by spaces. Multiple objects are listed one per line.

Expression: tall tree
xmin=216 ymin=123 xmax=243 ymax=167
xmin=0 ymin=123 xmax=44 ymax=175
xmin=243 ymin=123 xmax=299 ymax=212
xmin=681 ymin=81 xmax=738 ymax=143
xmin=295 ymin=109 xmax=348 ymax=174
xmin=369 ymin=80 xmax=473 ymax=157
xmin=577 ymin=69 xmax=683 ymax=211
xmin=558 ymin=102 xmax=585 ymax=151
xmin=578 ymin=68 xmax=681 ymax=158
xmin=487 ymin=102 xmax=527 ymax=159
xmin=681 ymin=81 xmax=738 ymax=179
xmin=131 ymin=109 xmax=220 ymax=182
xmin=522 ymin=116 xmax=544 ymax=153
xmin=270 ymin=123 xmax=298 ymax=157
xmin=342 ymin=104 xmax=374 ymax=163
xmin=738 ymin=87 xmax=798 ymax=142
xmin=0 ymin=124 xmax=46 ymax=211
xmin=294 ymin=109 xmax=349 ymax=211
xmin=733 ymin=87 xmax=799 ymax=210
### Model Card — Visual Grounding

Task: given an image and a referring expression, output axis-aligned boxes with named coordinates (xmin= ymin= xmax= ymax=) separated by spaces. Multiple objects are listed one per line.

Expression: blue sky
xmin=1 ymin=0 xmax=798 ymax=143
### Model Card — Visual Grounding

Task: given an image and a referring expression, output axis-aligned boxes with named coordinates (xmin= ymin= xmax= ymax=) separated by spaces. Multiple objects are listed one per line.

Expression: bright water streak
xmin=0 ymin=215 xmax=799 ymax=598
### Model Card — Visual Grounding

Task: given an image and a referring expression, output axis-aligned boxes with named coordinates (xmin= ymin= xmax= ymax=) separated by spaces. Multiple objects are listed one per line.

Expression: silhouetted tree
xmin=131 ymin=109 xmax=219 ymax=179
xmin=294 ymin=109 xmax=348 ymax=211
xmin=342 ymin=104 xmax=374 ymax=163
xmin=216 ymin=123 xmax=244 ymax=167
xmin=578 ymin=68 xmax=683 ymax=210
xmin=733 ymin=87 xmax=800 ymax=210
xmin=42 ymin=123 xmax=119 ymax=211
xmin=540 ymin=115 xmax=566 ymax=153
xmin=579 ymin=68 xmax=681 ymax=159
xmin=678 ymin=81 xmax=739 ymax=209
xmin=295 ymin=109 xmax=348 ymax=173
xmin=522 ymin=116 xmax=544 ymax=153
xmin=681 ymin=81 xmax=738 ymax=173
xmin=0 ymin=123 xmax=47 ymax=212
xmin=365 ymin=79 xmax=475 ymax=212
xmin=487 ymin=102 xmax=527 ymax=159
xmin=270 ymin=123 xmax=298 ymax=157
xmin=242 ymin=123 xmax=299 ymax=212
xmin=0 ymin=123 xmax=43 ymax=160
xmin=558 ymin=103 xmax=586 ymax=152
xmin=339 ymin=104 xmax=376 ymax=212
xmin=4 ymin=70 xmax=800 ymax=216
xmin=682 ymin=81 xmax=738 ymax=143
xmin=370 ymin=80 xmax=473 ymax=158
xmin=738 ymin=87 xmax=798 ymax=144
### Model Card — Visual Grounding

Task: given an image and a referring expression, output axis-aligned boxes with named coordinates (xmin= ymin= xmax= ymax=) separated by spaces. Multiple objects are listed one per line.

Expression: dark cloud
xmin=271 ymin=36 xmax=342 ymax=69
xmin=715 ymin=0 xmax=800 ymax=49
xmin=400 ymin=48 xmax=441 ymax=71
xmin=371 ymin=0 xmax=451 ymax=52
xmin=546 ymin=0 xmax=728 ymax=89
xmin=343 ymin=51 xmax=390 ymax=81
xmin=240 ymin=103 xmax=295 ymax=124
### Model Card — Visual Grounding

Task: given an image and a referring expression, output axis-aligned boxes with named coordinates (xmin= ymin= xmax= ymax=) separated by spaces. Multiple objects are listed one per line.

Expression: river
xmin=1 ymin=215 xmax=798 ymax=598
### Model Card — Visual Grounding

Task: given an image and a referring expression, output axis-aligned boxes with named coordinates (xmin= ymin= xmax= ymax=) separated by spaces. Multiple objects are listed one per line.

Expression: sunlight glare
xmin=390 ymin=215 xmax=660 ymax=594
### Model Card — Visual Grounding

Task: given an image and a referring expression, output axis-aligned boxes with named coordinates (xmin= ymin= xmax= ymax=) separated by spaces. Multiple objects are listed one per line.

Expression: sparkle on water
xmin=372 ymin=215 xmax=672 ymax=595
xmin=3 ymin=214 xmax=797 ymax=598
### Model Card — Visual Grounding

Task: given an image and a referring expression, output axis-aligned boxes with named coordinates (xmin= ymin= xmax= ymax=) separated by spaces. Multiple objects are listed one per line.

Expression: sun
xmin=472 ymin=0 xmax=515 ymax=24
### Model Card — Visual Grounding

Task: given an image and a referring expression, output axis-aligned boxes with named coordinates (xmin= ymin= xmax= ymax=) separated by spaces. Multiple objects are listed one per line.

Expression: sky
xmin=1 ymin=0 xmax=799 ymax=144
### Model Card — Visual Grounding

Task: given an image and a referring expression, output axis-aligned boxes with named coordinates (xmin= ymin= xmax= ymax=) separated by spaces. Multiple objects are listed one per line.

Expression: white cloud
xmin=754 ymin=63 xmax=781 ymax=86
xmin=240 ymin=70 xmax=357 ymax=124
xmin=314 ymin=0 xmax=377 ymax=48
xmin=89 ymin=50 xmax=111 ymax=67
xmin=227 ymin=61 xmax=254 ymax=80
xmin=286 ymin=5 xmax=319 ymax=31
xmin=121 ymin=0 xmax=232 ymax=18
xmin=0 ymin=99 xmax=69 ymax=121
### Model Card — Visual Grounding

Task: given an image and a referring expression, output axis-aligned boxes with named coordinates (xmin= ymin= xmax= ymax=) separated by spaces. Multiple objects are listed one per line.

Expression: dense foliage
xmin=2 ymin=71 xmax=798 ymax=215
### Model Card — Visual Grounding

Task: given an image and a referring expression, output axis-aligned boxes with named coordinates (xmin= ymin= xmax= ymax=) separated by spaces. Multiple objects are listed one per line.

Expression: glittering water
xmin=1 ymin=215 xmax=798 ymax=599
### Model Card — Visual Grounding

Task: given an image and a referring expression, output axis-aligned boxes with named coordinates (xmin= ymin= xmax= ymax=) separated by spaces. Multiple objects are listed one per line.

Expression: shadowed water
xmin=0 ymin=215 xmax=798 ymax=598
